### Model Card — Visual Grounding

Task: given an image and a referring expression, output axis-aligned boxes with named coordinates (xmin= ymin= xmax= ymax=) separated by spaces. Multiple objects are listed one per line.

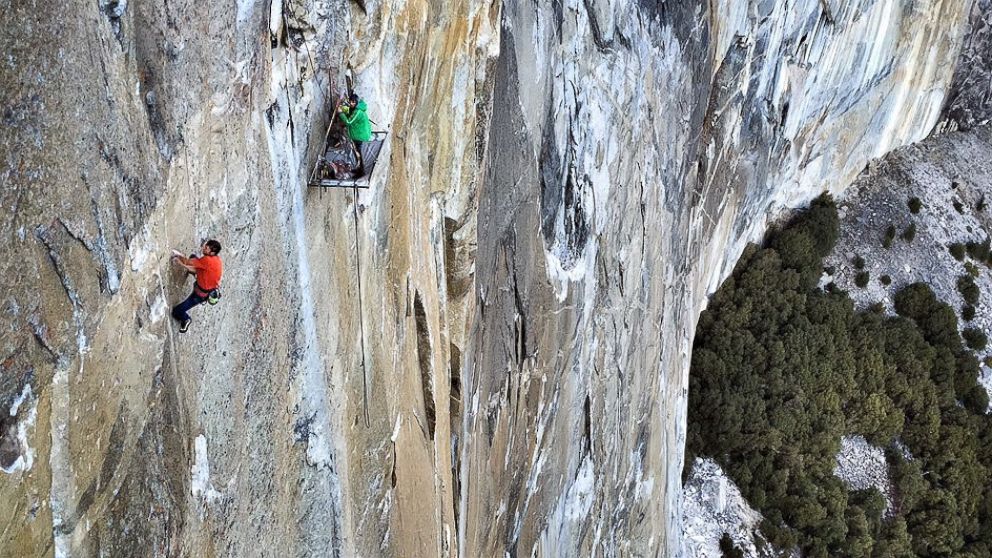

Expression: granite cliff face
xmin=939 ymin=0 xmax=992 ymax=131
xmin=0 ymin=0 xmax=977 ymax=556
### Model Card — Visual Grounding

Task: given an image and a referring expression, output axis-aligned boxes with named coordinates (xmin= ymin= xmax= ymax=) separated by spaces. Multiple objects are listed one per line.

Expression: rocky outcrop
xmin=681 ymin=458 xmax=769 ymax=558
xmin=823 ymin=125 xmax=992 ymax=409
xmin=0 ymin=0 xmax=977 ymax=556
xmin=834 ymin=436 xmax=893 ymax=513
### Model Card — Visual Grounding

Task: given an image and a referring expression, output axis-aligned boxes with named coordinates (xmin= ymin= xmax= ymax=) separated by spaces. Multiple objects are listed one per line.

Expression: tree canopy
xmin=687 ymin=195 xmax=992 ymax=557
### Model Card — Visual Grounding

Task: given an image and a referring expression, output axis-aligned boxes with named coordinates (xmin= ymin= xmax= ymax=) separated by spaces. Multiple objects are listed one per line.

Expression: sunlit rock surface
xmin=0 ymin=0 xmax=977 ymax=555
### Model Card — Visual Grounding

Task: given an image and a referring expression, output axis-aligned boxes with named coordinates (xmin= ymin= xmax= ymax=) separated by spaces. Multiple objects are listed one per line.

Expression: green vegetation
xmin=883 ymin=225 xmax=896 ymax=249
xmin=967 ymin=239 xmax=990 ymax=260
xmin=687 ymin=195 xmax=992 ymax=558
xmin=958 ymin=275 xmax=981 ymax=306
xmin=853 ymin=255 xmax=866 ymax=270
xmin=880 ymin=275 xmax=892 ymax=286
xmin=963 ymin=305 xmax=977 ymax=321
xmin=963 ymin=328 xmax=988 ymax=351
xmin=966 ymin=261 xmax=981 ymax=278
xmin=966 ymin=239 xmax=992 ymax=265
xmin=855 ymin=271 xmax=870 ymax=288
xmin=950 ymin=243 xmax=966 ymax=261
xmin=908 ymin=197 xmax=923 ymax=214
xmin=901 ymin=223 xmax=917 ymax=243
xmin=719 ymin=534 xmax=745 ymax=558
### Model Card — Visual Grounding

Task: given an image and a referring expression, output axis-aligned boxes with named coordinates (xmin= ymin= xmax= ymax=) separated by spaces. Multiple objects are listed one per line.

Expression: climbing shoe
xmin=179 ymin=319 xmax=191 ymax=333
xmin=208 ymin=288 xmax=222 ymax=305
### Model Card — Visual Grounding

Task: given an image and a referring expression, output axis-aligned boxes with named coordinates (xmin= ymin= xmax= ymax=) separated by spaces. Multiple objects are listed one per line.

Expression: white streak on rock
xmin=191 ymin=434 xmax=223 ymax=503
xmin=236 ymin=0 xmax=255 ymax=27
xmin=564 ymin=457 xmax=595 ymax=521
xmin=9 ymin=384 xmax=31 ymax=417
xmin=1 ymin=385 xmax=37 ymax=475
xmin=149 ymin=294 xmax=167 ymax=324
xmin=391 ymin=414 xmax=402 ymax=443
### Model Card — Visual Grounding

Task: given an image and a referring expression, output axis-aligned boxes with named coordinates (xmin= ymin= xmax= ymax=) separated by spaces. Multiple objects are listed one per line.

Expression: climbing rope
xmin=352 ymin=186 xmax=371 ymax=427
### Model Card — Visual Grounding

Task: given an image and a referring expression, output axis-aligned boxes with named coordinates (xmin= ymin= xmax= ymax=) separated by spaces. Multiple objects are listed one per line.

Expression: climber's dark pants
xmin=172 ymin=291 xmax=207 ymax=323
xmin=354 ymin=141 xmax=365 ymax=175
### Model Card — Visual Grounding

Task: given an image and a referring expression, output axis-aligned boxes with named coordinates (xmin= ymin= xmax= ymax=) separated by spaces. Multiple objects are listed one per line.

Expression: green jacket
xmin=340 ymin=100 xmax=372 ymax=142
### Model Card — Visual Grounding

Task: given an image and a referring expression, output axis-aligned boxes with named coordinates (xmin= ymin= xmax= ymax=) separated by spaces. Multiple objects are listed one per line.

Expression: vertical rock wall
xmin=0 ymin=0 xmax=975 ymax=556
xmin=939 ymin=0 xmax=992 ymax=130
xmin=464 ymin=0 xmax=971 ymax=556
xmin=1 ymin=0 xmax=499 ymax=555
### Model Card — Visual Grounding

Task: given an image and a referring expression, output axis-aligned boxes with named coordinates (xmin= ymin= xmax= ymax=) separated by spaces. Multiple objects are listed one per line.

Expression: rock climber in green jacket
xmin=338 ymin=93 xmax=372 ymax=175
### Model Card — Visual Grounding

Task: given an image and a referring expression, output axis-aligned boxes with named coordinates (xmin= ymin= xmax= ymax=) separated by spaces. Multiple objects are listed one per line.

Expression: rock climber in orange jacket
xmin=170 ymin=239 xmax=223 ymax=333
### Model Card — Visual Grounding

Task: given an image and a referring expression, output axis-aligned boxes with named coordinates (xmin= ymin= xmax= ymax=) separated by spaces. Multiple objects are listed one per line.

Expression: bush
xmin=895 ymin=282 xmax=941 ymax=321
xmin=873 ymin=517 xmax=914 ymax=557
xmin=909 ymin=197 xmax=923 ymax=214
xmin=958 ymin=275 xmax=981 ymax=305
xmin=853 ymin=255 xmax=866 ymax=270
xmin=768 ymin=195 xmax=839 ymax=289
xmin=901 ymin=223 xmax=917 ymax=243
xmin=855 ymin=271 xmax=870 ymax=288
xmin=963 ymin=305 xmax=977 ymax=321
xmin=963 ymin=327 xmax=988 ymax=351
xmin=950 ymin=243 xmax=967 ymax=261
xmin=719 ymin=533 xmax=745 ymax=558
xmin=880 ymin=275 xmax=892 ymax=286
xmin=883 ymin=225 xmax=897 ymax=249
xmin=966 ymin=262 xmax=981 ymax=278
xmin=966 ymin=239 xmax=991 ymax=262
xmin=961 ymin=384 xmax=989 ymax=413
